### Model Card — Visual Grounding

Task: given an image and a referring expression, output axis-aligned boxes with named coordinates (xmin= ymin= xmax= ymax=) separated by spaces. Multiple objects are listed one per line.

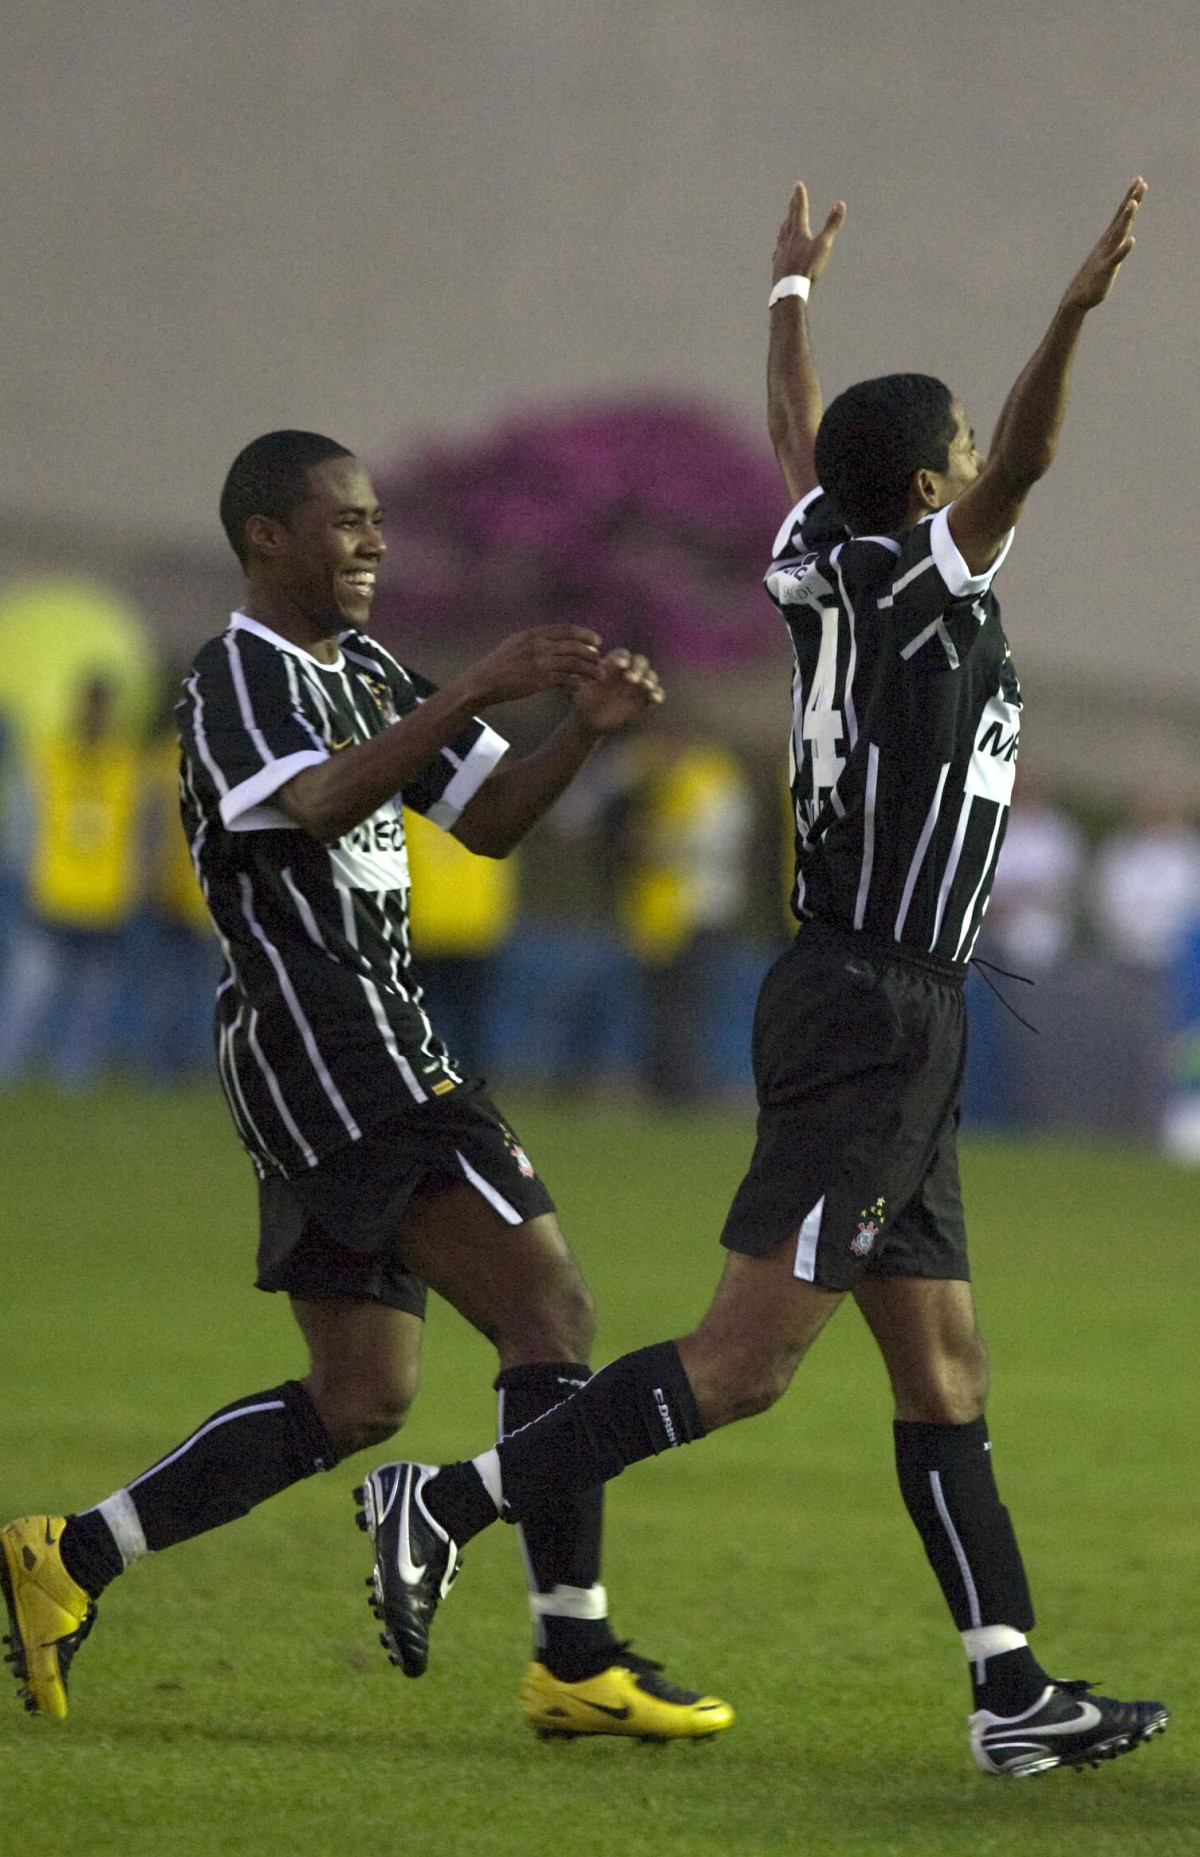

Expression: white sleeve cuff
xmin=771 ymin=485 xmax=824 ymax=560
xmin=423 ymin=726 xmax=509 ymax=830
xmin=929 ymin=505 xmax=1014 ymax=598
xmin=219 ymin=749 xmax=329 ymax=832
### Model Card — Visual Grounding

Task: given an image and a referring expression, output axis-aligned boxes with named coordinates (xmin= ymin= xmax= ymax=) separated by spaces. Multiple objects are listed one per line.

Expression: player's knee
xmin=503 ymin=1270 xmax=595 ymax=1362
xmin=311 ymin=1367 xmax=418 ymax=1457
xmin=948 ymin=1328 xmax=990 ymax=1418
xmin=553 ymin=1274 xmax=596 ymax=1358
xmin=735 ymin=1354 xmax=796 ymax=1419
xmin=691 ymin=1344 xmax=796 ymax=1427
xmin=902 ymin=1334 xmax=989 ymax=1424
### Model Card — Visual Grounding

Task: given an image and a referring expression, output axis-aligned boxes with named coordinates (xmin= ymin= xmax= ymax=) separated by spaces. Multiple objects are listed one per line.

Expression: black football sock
xmin=58 ymin=1510 xmax=124 ymax=1600
xmin=970 ymin=1644 xmax=1052 ymax=1716
xmin=425 ymin=1341 xmax=706 ymax=1545
xmin=496 ymin=1361 xmax=616 ymax=1683
xmin=59 ymin=1381 xmax=336 ymax=1599
xmin=893 ymin=1417 xmax=1047 ymax=1712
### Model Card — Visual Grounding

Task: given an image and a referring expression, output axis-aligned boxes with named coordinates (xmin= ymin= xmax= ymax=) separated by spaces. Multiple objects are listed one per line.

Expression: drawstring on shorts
xmin=969 ymin=956 xmax=1039 ymax=1035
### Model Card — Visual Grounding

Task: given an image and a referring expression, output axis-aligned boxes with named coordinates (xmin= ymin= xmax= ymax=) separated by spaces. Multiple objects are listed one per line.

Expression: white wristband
xmin=768 ymin=273 xmax=811 ymax=308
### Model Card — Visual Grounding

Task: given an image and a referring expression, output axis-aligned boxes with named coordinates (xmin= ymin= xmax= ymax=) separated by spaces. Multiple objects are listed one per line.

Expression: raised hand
xmin=464 ymin=625 xmax=603 ymax=705
xmin=772 ymin=181 xmax=846 ymax=289
xmin=572 ymin=649 xmax=664 ymax=736
xmin=1060 ymin=177 xmax=1147 ymax=314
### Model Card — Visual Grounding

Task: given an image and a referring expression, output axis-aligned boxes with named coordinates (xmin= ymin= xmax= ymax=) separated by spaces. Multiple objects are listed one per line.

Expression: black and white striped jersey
xmin=176 ymin=612 xmax=507 ymax=1178
xmin=766 ymin=487 xmax=1020 ymax=968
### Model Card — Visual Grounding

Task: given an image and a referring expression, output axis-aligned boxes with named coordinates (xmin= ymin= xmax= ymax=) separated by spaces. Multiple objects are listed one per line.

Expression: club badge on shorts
xmin=851 ymin=1197 xmax=887 ymax=1257
xmin=505 ymin=1133 xmax=535 ymax=1178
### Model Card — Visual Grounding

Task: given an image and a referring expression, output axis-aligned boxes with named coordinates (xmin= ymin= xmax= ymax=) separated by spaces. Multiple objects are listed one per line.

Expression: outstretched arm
xmin=949 ymin=177 xmax=1147 ymax=573
xmin=766 ymin=181 xmax=846 ymax=503
xmin=453 ymin=650 xmax=663 ymax=857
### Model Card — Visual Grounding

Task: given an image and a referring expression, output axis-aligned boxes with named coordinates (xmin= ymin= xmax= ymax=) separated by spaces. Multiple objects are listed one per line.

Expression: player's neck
xmin=240 ymin=588 xmax=342 ymax=663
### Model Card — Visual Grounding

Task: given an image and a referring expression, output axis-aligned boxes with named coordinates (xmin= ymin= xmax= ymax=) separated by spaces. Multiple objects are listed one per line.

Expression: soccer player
xmin=355 ymin=180 xmax=1170 ymax=1778
xmin=1 ymin=432 xmax=731 ymax=1744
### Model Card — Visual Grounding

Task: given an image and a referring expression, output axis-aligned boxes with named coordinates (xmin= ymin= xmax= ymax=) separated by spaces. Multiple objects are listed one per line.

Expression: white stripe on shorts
xmin=794 ymin=1195 xmax=826 ymax=1282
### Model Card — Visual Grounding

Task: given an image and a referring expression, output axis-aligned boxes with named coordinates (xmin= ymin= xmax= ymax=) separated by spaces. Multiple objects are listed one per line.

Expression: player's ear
xmin=911 ymin=466 xmax=942 ymax=514
xmin=244 ymin=513 xmax=289 ymax=558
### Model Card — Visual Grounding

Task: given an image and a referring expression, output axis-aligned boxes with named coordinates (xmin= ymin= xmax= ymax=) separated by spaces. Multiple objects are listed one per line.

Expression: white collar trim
xmin=230 ymin=610 xmax=346 ymax=670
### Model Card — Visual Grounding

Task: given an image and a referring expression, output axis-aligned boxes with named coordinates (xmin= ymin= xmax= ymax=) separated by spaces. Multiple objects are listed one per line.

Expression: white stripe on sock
xmin=529 ymin=1583 xmax=609 ymax=1621
xmin=471 ymin=1448 xmax=503 ymax=1512
xmin=127 ymin=1399 xmax=285 ymax=1491
xmin=929 ymin=1470 xmax=986 ymax=1679
xmin=962 ymin=1625 xmax=1027 ymax=1663
xmin=94 ymin=1489 xmax=149 ymax=1565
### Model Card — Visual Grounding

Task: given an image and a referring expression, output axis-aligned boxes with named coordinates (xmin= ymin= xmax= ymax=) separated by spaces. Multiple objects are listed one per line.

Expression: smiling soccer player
xmin=1 ymin=431 xmax=731 ymax=1745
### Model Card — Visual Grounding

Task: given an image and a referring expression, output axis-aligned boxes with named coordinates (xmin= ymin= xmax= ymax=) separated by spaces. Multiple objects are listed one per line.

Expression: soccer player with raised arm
xmin=351 ymin=180 xmax=1170 ymax=1778
xmin=1 ymin=432 xmax=731 ymax=1743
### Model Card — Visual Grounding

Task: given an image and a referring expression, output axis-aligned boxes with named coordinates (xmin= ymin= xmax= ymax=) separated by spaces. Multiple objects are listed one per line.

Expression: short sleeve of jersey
xmin=764 ymin=487 xmax=851 ymax=614
xmin=886 ymin=506 xmax=1014 ymax=670
xmin=769 ymin=487 xmax=850 ymax=566
xmin=179 ymin=631 xmax=329 ymax=832
xmin=392 ymin=663 xmax=509 ymax=831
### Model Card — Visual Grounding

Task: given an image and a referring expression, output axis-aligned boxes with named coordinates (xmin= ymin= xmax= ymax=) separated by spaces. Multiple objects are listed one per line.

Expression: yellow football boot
xmin=521 ymin=1647 xmax=734 ymax=1742
xmin=1 ymin=1515 xmax=96 ymax=1721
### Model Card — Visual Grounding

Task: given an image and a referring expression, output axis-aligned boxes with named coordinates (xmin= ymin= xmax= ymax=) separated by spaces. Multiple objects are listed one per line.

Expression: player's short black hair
xmin=219 ymin=430 xmax=355 ymax=563
xmin=814 ymin=375 xmax=957 ymax=534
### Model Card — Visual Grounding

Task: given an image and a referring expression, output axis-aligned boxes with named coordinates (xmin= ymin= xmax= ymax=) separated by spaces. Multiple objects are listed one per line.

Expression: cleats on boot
xmin=354 ymin=1464 xmax=461 ymax=1679
xmin=521 ymin=1645 xmax=734 ymax=1742
xmin=1 ymin=1516 xmax=97 ymax=1722
xmin=971 ymin=1679 xmax=1169 ymax=1777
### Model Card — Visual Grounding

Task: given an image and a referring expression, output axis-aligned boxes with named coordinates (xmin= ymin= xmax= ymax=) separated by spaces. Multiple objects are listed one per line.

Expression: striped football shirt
xmin=177 ymin=612 xmax=507 ymax=1177
xmin=766 ymin=488 xmax=1021 ymax=966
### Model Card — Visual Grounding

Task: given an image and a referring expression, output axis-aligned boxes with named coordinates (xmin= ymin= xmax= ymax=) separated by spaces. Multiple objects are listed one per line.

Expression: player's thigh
xmin=853 ymin=1275 xmax=989 ymax=1422
xmin=396 ymin=1178 xmax=594 ymax=1359
xmin=678 ymin=1240 xmax=845 ymax=1429
xmin=291 ymin=1296 xmax=424 ymax=1421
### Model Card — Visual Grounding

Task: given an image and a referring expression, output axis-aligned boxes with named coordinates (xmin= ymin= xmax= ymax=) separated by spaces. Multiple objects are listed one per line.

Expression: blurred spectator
xmin=405 ymin=805 xmax=518 ymax=1075
xmin=980 ymin=777 xmax=1084 ymax=972
xmin=130 ymin=718 xmax=221 ymax=1080
xmin=0 ymin=676 xmax=142 ymax=1088
xmin=1092 ymin=798 xmax=1200 ymax=970
xmin=618 ymin=724 xmax=754 ymax=1103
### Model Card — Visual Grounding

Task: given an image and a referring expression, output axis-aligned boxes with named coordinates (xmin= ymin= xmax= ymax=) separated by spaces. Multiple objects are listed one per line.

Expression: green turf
xmin=0 ymin=1081 xmax=1195 ymax=1855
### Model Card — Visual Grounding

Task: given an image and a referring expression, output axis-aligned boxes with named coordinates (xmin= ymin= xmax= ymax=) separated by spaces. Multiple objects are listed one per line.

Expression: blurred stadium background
xmin=1 ymin=5 xmax=1198 ymax=1853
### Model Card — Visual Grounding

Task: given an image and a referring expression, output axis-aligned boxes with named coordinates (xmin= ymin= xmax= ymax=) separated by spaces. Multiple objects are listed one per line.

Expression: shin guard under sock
xmin=427 ymin=1341 xmax=705 ymax=1545
xmin=496 ymin=1361 xmax=614 ymax=1682
xmin=894 ymin=1417 xmax=1046 ymax=1710
xmin=60 ymin=1381 xmax=336 ymax=1598
xmin=497 ymin=1341 xmax=705 ymax=1522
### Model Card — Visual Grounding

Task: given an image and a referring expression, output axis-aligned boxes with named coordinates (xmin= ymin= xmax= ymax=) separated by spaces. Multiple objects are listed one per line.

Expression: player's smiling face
xmin=280 ymin=457 xmax=386 ymax=635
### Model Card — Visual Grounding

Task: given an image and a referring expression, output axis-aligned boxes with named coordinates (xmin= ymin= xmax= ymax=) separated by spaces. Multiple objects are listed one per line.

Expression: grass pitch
xmin=0 ymin=1081 xmax=1195 ymax=1856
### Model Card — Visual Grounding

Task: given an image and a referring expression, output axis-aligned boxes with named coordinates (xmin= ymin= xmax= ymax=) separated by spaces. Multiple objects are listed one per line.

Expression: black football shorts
xmin=255 ymin=1084 xmax=555 ymax=1316
xmin=720 ymin=920 xmax=969 ymax=1292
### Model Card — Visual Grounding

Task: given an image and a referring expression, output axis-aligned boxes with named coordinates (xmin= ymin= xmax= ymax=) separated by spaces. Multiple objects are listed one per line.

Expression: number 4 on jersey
xmin=802 ymin=604 xmax=845 ymax=807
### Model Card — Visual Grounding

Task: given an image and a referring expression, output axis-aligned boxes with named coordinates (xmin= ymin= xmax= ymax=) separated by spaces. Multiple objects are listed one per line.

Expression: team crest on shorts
xmin=851 ymin=1197 xmax=887 ymax=1257
xmin=506 ymin=1134 xmax=535 ymax=1178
